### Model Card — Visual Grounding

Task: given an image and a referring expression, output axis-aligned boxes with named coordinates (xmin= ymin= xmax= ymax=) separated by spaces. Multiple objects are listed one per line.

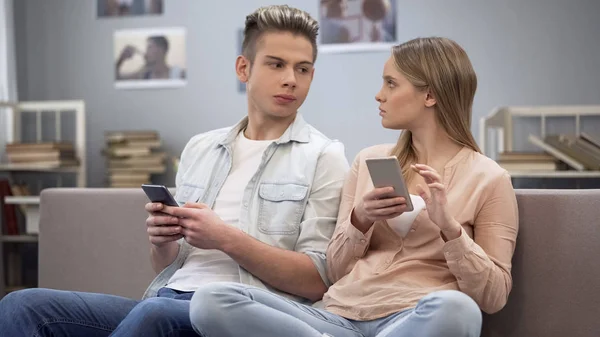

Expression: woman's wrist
xmin=441 ymin=219 xmax=462 ymax=241
xmin=351 ymin=207 xmax=373 ymax=234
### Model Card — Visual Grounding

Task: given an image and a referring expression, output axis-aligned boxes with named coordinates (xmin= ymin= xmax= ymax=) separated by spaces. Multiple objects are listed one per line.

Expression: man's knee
xmin=1 ymin=288 xmax=52 ymax=313
xmin=419 ymin=290 xmax=482 ymax=336
xmin=189 ymin=282 xmax=247 ymax=333
xmin=130 ymin=297 xmax=177 ymax=323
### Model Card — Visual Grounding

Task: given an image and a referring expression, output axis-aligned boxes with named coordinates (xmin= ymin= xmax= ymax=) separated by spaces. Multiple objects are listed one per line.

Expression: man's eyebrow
xmin=265 ymin=55 xmax=313 ymax=66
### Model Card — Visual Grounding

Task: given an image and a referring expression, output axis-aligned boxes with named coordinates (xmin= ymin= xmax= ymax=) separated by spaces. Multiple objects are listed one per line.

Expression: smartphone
xmin=141 ymin=184 xmax=179 ymax=207
xmin=365 ymin=156 xmax=414 ymax=212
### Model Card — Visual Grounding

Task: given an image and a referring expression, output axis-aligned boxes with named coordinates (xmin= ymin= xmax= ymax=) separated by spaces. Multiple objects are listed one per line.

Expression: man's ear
xmin=236 ymin=55 xmax=250 ymax=83
xmin=424 ymin=88 xmax=437 ymax=108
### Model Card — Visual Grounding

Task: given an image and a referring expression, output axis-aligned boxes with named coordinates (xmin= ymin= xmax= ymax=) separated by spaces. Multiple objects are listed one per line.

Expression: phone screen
xmin=365 ymin=157 xmax=414 ymax=212
xmin=141 ymin=184 xmax=179 ymax=207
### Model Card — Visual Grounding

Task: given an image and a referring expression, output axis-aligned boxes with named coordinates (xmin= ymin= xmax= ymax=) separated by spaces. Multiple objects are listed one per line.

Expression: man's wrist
xmin=152 ymin=240 xmax=178 ymax=251
xmin=219 ymin=226 xmax=244 ymax=254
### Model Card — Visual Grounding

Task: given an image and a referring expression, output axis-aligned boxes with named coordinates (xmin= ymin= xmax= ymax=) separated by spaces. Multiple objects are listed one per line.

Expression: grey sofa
xmin=37 ymin=188 xmax=600 ymax=337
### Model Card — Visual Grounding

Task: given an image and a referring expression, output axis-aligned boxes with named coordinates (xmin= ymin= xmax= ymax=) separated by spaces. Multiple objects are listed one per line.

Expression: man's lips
xmin=274 ymin=94 xmax=296 ymax=104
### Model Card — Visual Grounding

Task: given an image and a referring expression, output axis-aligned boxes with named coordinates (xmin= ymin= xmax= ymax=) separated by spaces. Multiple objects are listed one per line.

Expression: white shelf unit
xmin=0 ymin=100 xmax=87 ymax=297
xmin=479 ymin=104 xmax=600 ymax=179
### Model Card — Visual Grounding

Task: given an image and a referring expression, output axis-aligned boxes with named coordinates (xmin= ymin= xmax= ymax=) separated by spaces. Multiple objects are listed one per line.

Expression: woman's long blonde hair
xmin=389 ymin=37 xmax=481 ymax=183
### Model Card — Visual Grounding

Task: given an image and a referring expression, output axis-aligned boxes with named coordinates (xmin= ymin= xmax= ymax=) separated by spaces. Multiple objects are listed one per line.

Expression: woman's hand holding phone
xmin=351 ymin=186 xmax=408 ymax=233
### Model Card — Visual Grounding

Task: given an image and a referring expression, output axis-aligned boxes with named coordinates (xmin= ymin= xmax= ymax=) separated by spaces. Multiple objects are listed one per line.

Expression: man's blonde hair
xmin=242 ymin=5 xmax=319 ymax=63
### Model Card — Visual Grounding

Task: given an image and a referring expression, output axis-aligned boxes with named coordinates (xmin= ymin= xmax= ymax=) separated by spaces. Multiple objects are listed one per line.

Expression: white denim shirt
xmin=142 ymin=114 xmax=350 ymax=305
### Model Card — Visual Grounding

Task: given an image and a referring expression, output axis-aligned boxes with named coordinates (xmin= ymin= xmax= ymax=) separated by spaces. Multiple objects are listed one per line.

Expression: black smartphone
xmin=141 ymin=184 xmax=179 ymax=207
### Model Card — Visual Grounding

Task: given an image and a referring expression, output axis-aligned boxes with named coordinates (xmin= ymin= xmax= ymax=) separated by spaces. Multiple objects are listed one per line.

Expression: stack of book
xmin=528 ymin=132 xmax=600 ymax=171
xmin=102 ymin=130 xmax=167 ymax=187
xmin=3 ymin=142 xmax=78 ymax=168
xmin=496 ymin=152 xmax=561 ymax=172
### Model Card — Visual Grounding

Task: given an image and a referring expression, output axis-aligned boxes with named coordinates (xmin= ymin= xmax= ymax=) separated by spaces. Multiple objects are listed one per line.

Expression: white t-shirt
xmin=166 ymin=131 xmax=272 ymax=292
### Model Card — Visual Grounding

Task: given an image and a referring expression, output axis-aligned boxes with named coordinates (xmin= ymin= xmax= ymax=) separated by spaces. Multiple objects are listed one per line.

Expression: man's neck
xmin=244 ymin=108 xmax=296 ymax=141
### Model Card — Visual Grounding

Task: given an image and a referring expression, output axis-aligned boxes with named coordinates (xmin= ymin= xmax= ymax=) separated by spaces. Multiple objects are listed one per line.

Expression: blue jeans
xmin=0 ymin=287 xmax=198 ymax=336
xmin=190 ymin=282 xmax=482 ymax=337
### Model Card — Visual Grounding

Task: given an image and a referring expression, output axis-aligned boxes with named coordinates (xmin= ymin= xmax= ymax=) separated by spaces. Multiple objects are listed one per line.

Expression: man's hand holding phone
xmin=145 ymin=202 xmax=183 ymax=247
xmin=160 ymin=203 xmax=238 ymax=252
xmin=142 ymin=184 xmax=239 ymax=251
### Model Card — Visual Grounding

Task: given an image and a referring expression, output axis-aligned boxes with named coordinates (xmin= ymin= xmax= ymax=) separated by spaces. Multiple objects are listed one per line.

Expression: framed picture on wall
xmin=114 ymin=27 xmax=187 ymax=90
xmin=319 ymin=0 xmax=398 ymax=53
xmin=97 ymin=0 xmax=163 ymax=18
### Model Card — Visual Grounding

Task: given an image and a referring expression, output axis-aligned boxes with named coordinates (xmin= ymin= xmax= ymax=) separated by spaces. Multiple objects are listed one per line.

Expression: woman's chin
xmin=381 ymin=118 xmax=405 ymax=130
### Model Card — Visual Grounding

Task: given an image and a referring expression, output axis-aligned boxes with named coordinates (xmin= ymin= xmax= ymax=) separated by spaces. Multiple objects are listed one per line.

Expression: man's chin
xmin=265 ymin=109 xmax=297 ymax=121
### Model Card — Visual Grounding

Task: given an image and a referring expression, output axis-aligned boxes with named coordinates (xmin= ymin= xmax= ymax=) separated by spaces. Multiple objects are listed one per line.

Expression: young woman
xmin=188 ymin=37 xmax=519 ymax=337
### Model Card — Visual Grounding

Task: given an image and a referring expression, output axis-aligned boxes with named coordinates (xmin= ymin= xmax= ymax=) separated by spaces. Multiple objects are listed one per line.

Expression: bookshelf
xmin=0 ymin=100 xmax=86 ymax=298
xmin=479 ymin=104 xmax=600 ymax=179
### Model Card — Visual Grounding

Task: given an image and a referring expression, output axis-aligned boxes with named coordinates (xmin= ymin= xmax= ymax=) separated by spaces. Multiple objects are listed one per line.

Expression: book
xmin=108 ymin=139 xmax=162 ymax=149
xmin=0 ymin=179 xmax=20 ymax=235
xmin=5 ymin=142 xmax=74 ymax=152
xmin=498 ymin=161 xmax=558 ymax=171
xmin=107 ymin=166 xmax=166 ymax=174
xmin=544 ymin=135 xmax=600 ymax=170
xmin=103 ymin=146 xmax=152 ymax=158
xmin=528 ymin=135 xmax=585 ymax=171
xmin=497 ymin=152 xmax=557 ymax=162
xmin=580 ymin=132 xmax=600 ymax=149
xmin=7 ymin=150 xmax=76 ymax=163
xmin=105 ymin=130 xmax=159 ymax=144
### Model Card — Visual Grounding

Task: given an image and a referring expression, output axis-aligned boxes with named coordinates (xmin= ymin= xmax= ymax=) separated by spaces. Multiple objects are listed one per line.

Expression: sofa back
xmin=38 ymin=188 xmax=600 ymax=336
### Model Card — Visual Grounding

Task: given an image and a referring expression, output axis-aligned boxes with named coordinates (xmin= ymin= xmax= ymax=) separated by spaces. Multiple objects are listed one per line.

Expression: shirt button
xmin=360 ymin=239 xmax=366 ymax=243
xmin=410 ymin=228 xmax=416 ymax=232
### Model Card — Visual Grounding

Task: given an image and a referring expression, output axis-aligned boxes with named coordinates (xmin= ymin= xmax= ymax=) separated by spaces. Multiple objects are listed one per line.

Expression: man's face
xmin=144 ymin=40 xmax=165 ymax=65
xmin=239 ymin=31 xmax=315 ymax=121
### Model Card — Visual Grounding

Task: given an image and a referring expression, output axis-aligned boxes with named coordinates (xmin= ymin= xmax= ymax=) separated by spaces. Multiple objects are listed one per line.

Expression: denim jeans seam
xmin=244 ymin=287 xmax=364 ymax=335
xmin=35 ymin=318 xmax=115 ymax=336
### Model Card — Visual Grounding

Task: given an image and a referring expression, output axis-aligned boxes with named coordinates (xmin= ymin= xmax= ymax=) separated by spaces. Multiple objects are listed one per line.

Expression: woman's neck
xmin=410 ymin=124 xmax=463 ymax=169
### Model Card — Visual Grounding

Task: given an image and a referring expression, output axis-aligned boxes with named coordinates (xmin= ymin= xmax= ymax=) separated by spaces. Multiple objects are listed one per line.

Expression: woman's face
xmin=375 ymin=57 xmax=430 ymax=130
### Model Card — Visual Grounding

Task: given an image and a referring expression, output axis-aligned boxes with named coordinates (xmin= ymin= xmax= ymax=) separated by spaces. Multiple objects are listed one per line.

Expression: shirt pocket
xmin=257 ymin=182 xmax=309 ymax=235
xmin=174 ymin=184 xmax=206 ymax=206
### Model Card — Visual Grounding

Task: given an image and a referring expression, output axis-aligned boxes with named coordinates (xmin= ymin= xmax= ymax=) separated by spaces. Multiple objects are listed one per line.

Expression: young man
xmin=0 ymin=5 xmax=349 ymax=337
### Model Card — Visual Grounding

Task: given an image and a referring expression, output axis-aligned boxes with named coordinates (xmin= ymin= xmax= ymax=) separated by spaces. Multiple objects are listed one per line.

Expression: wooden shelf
xmin=4 ymin=196 xmax=40 ymax=205
xmin=1 ymin=235 xmax=39 ymax=243
xmin=1 ymin=100 xmax=86 ymax=298
xmin=508 ymin=171 xmax=600 ymax=178
xmin=0 ymin=163 xmax=80 ymax=172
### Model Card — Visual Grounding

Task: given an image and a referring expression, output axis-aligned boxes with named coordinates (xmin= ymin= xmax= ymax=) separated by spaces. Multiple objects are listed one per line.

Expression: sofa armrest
xmin=38 ymin=188 xmax=157 ymax=300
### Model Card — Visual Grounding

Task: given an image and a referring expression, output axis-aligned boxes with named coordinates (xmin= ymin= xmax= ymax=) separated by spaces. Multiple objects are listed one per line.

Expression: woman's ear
xmin=424 ymin=88 xmax=437 ymax=108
